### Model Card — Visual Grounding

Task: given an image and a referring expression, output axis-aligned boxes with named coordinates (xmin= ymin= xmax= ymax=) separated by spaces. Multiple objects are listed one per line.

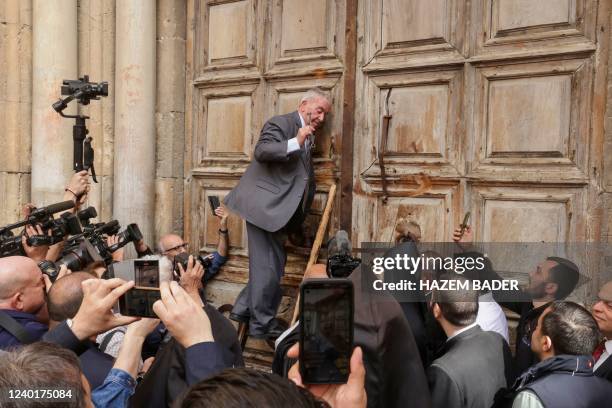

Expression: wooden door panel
xmin=470 ymin=185 xmax=585 ymax=242
xmin=470 ymin=57 xmax=592 ymax=182
xmin=472 ymin=0 xmax=596 ymax=57
xmin=267 ymin=0 xmax=344 ymax=74
xmin=191 ymin=178 xmax=247 ymax=254
xmin=193 ymin=83 xmax=261 ymax=167
xmin=195 ymin=0 xmax=260 ymax=76
xmin=373 ymin=185 xmax=460 ymax=243
xmin=362 ymin=0 xmax=466 ymax=71
xmin=357 ymin=68 xmax=464 ymax=184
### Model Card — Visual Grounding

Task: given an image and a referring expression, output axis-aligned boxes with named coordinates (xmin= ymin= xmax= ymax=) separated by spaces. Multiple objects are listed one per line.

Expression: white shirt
xmin=286 ymin=113 xmax=305 ymax=153
xmin=447 ymin=322 xmax=479 ymax=341
xmin=593 ymin=339 xmax=612 ymax=371
xmin=476 ymin=292 xmax=510 ymax=343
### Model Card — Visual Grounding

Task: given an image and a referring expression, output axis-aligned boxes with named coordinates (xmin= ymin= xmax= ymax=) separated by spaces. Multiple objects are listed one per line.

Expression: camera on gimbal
xmin=52 ymin=76 xmax=108 ymax=113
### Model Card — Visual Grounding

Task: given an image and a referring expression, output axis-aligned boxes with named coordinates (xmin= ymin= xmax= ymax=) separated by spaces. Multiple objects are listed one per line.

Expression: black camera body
xmin=60 ymin=76 xmax=108 ymax=105
xmin=43 ymin=220 xmax=143 ymax=280
xmin=326 ymin=230 xmax=361 ymax=278
xmin=0 ymin=200 xmax=78 ymax=258
xmin=172 ymin=252 xmax=213 ymax=281
xmin=109 ymin=259 xmax=161 ymax=318
xmin=326 ymin=254 xmax=361 ymax=278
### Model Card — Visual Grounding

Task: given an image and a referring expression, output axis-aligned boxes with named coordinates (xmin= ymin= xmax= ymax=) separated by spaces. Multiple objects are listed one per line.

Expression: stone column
xmin=113 ymin=0 xmax=156 ymax=248
xmin=155 ymin=0 xmax=186 ymax=241
xmin=0 ymin=0 xmax=32 ymax=224
xmin=31 ymin=0 xmax=77 ymax=204
xmin=78 ymin=0 xmax=116 ymax=222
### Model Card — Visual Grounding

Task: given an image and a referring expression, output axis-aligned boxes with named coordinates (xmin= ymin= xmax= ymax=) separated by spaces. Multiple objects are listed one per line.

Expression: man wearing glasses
xmin=158 ymin=206 xmax=229 ymax=285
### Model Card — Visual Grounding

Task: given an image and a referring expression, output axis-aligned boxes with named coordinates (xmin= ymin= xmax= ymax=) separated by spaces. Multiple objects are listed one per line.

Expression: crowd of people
xmin=0 ymin=177 xmax=610 ymax=408
xmin=1 ymin=88 xmax=612 ymax=408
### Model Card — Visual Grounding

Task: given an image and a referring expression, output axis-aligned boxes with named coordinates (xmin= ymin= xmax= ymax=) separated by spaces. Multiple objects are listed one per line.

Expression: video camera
xmin=52 ymin=76 xmax=108 ymax=113
xmin=45 ymin=221 xmax=143 ymax=280
xmin=0 ymin=201 xmax=81 ymax=258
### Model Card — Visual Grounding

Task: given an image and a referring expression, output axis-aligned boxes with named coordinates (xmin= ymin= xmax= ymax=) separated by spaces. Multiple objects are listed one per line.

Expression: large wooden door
xmin=185 ymin=0 xmax=347 ymax=367
xmin=186 ymin=0 xmax=610 ymax=366
xmin=352 ymin=0 xmax=610 ymax=295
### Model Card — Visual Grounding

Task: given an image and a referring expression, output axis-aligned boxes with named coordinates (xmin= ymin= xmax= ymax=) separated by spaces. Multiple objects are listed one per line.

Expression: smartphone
xmin=118 ymin=286 xmax=161 ymax=318
xmin=208 ymin=196 xmax=220 ymax=215
xmin=113 ymin=259 xmax=161 ymax=318
xmin=299 ymin=279 xmax=354 ymax=384
xmin=460 ymin=211 xmax=471 ymax=235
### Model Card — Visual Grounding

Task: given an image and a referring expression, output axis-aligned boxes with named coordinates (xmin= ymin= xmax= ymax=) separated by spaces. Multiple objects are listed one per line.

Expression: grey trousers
xmin=232 ymin=221 xmax=287 ymax=334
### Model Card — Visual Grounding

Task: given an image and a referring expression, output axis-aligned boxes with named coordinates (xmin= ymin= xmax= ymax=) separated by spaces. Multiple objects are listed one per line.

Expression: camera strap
xmin=0 ymin=310 xmax=36 ymax=344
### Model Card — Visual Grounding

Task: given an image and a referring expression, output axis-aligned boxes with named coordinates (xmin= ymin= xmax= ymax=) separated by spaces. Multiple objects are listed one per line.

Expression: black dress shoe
xmin=229 ymin=312 xmax=250 ymax=324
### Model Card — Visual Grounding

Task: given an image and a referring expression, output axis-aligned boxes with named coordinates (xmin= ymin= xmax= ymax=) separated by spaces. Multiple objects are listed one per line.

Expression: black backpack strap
xmin=0 ymin=310 xmax=35 ymax=345
xmin=99 ymin=328 xmax=123 ymax=352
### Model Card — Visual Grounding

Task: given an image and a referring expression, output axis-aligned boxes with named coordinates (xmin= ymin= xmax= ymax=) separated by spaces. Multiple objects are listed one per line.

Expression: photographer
xmin=159 ymin=206 xmax=229 ymax=285
xmin=0 ymin=256 xmax=48 ymax=349
xmin=12 ymin=170 xmax=90 ymax=265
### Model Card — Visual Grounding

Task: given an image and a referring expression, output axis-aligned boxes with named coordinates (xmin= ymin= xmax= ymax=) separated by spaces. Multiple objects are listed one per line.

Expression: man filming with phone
xmin=158 ymin=206 xmax=229 ymax=285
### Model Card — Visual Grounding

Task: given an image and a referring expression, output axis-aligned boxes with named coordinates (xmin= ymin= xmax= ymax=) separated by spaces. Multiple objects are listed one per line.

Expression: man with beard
xmin=453 ymin=227 xmax=579 ymax=377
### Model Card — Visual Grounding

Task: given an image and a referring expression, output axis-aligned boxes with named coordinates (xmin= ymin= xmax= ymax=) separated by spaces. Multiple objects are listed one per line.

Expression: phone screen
xmin=299 ymin=279 xmax=354 ymax=384
xmin=208 ymin=196 xmax=220 ymax=215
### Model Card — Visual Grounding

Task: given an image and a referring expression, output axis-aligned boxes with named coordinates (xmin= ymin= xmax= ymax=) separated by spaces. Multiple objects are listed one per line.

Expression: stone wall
xmin=0 ymin=0 xmax=187 ymax=248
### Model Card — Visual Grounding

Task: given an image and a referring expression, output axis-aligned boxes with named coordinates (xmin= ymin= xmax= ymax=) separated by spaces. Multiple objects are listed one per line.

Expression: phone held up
xmin=299 ymin=278 xmax=354 ymax=384
xmin=108 ymin=259 xmax=161 ymax=318
xmin=208 ymin=196 xmax=220 ymax=216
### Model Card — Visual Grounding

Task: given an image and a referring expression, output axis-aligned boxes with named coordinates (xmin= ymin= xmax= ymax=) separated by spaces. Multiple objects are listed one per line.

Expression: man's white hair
xmin=299 ymin=88 xmax=331 ymax=105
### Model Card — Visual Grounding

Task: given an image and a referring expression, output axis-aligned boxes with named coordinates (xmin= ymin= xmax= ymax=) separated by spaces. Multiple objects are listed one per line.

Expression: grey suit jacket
xmin=427 ymin=325 xmax=514 ymax=408
xmin=224 ymin=111 xmax=315 ymax=232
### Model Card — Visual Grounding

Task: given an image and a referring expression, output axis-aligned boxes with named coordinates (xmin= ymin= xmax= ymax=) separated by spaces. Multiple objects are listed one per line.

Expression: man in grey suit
xmin=224 ymin=88 xmax=332 ymax=339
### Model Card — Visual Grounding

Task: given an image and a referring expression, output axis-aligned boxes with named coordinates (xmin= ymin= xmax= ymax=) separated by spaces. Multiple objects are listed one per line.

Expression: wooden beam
xmin=339 ymin=0 xmax=358 ymax=236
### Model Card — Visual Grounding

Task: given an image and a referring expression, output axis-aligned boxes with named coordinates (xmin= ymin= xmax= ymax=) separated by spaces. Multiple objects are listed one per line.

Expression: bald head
xmin=0 ymin=256 xmax=41 ymax=302
xmin=47 ymin=272 xmax=96 ymax=322
xmin=158 ymin=234 xmax=188 ymax=258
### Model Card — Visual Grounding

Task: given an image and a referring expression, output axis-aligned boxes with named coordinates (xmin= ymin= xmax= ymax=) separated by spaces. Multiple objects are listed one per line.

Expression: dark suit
xmin=272 ymin=267 xmax=432 ymax=408
xmin=427 ymin=325 xmax=514 ymax=408
xmin=595 ymin=354 xmax=612 ymax=382
xmin=130 ymin=303 xmax=244 ymax=407
xmin=224 ymin=111 xmax=315 ymax=334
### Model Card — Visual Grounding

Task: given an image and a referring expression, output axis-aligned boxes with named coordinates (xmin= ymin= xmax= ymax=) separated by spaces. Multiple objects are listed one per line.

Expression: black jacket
xmin=595 ymin=353 xmax=612 ymax=382
xmin=495 ymin=355 xmax=612 ymax=408
xmin=130 ymin=303 xmax=243 ymax=407
xmin=274 ymin=268 xmax=432 ymax=408
xmin=427 ymin=325 xmax=514 ymax=408
xmin=80 ymin=342 xmax=115 ymax=389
